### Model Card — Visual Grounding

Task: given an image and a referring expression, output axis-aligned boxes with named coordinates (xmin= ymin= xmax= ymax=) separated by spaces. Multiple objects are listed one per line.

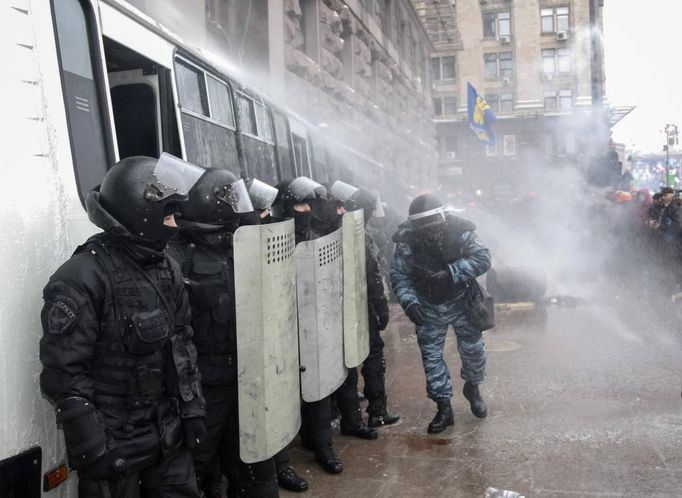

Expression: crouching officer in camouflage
xmin=390 ymin=194 xmax=491 ymax=433
xmin=39 ymin=154 xmax=207 ymax=498
xmin=167 ymin=169 xmax=280 ymax=498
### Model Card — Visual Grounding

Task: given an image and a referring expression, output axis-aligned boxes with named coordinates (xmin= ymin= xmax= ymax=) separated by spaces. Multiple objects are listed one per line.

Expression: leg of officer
xmin=452 ymin=309 xmax=488 ymax=418
xmin=415 ymin=303 xmax=456 ymax=433
xmin=140 ymin=449 xmax=201 ymax=498
xmin=336 ymin=367 xmax=377 ymax=440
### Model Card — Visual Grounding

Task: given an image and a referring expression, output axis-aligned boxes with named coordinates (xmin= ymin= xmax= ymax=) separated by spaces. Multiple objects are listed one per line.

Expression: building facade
xmin=122 ymin=0 xmax=436 ymax=198
xmin=414 ymin=0 xmax=607 ymax=199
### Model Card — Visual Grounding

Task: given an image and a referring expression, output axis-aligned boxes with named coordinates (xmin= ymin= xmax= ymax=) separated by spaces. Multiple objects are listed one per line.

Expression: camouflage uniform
xmin=390 ymin=215 xmax=491 ymax=401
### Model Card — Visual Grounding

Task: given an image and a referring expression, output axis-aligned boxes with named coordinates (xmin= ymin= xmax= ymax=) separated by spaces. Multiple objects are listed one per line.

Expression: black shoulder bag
xmin=465 ymin=279 xmax=495 ymax=331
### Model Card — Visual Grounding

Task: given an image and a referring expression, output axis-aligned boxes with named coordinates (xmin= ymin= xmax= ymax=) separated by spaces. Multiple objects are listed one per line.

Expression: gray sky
xmin=604 ymin=1 xmax=682 ymax=153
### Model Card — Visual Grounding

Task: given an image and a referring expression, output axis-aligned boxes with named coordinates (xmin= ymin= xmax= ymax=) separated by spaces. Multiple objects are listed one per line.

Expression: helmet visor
xmin=214 ymin=178 xmax=254 ymax=213
xmin=248 ymin=178 xmax=279 ymax=210
xmin=289 ymin=176 xmax=327 ymax=201
xmin=408 ymin=207 xmax=446 ymax=231
xmin=330 ymin=180 xmax=359 ymax=202
xmin=151 ymin=153 xmax=206 ymax=201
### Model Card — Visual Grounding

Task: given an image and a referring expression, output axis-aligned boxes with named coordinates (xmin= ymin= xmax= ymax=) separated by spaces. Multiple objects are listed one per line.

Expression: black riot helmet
xmin=330 ymin=180 xmax=359 ymax=204
xmin=272 ymin=176 xmax=327 ymax=219
xmin=90 ymin=153 xmax=205 ymax=243
xmin=408 ymin=194 xmax=446 ymax=232
xmin=180 ymin=168 xmax=253 ymax=225
xmin=350 ymin=187 xmax=385 ymax=224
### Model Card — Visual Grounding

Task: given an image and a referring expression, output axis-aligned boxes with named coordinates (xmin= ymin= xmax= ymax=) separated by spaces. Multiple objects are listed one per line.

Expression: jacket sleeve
xmin=447 ymin=231 xmax=492 ymax=284
xmin=169 ymin=258 xmax=206 ymax=419
xmin=39 ymin=256 xmax=103 ymax=405
xmin=390 ymin=240 xmax=420 ymax=310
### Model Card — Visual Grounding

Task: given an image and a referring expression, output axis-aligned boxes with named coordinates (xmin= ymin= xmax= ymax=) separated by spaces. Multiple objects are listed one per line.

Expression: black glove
xmin=429 ymin=270 xmax=452 ymax=287
xmin=377 ymin=312 xmax=389 ymax=331
xmin=376 ymin=301 xmax=389 ymax=330
xmin=183 ymin=417 xmax=207 ymax=451
xmin=405 ymin=303 xmax=425 ymax=326
xmin=87 ymin=448 xmax=127 ymax=481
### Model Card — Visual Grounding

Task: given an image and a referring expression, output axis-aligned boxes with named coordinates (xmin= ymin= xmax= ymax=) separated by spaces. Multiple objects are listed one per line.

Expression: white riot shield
xmin=342 ymin=210 xmax=370 ymax=368
xmin=295 ymin=228 xmax=347 ymax=402
xmin=234 ymin=220 xmax=301 ymax=463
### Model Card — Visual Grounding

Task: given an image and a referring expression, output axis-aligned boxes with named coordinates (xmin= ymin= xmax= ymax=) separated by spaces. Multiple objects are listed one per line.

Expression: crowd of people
xmin=39 ymin=154 xmax=491 ymax=498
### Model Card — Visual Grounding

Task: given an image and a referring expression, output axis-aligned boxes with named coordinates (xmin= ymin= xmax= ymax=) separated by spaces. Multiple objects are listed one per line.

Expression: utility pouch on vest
xmin=465 ymin=280 xmax=496 ymax=331
xmin=129 ymin=365 xmax=164 ymax=408
xmin=129 ymin=309 xmax=169 ymax=355
xmin=157 ymin=401 xmax=183 ymax=458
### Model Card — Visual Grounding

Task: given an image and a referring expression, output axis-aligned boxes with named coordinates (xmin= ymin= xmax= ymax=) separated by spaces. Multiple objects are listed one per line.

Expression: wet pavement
xmin=282 ymin=301 xmax=682 ymax=497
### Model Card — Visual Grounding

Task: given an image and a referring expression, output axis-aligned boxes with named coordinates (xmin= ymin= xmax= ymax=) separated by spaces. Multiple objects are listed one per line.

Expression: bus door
xmin=99 ymin=4 xmax=180 ymax=159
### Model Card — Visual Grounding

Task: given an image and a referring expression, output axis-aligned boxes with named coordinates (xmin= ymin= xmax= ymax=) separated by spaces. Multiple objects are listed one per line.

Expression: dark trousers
xmin=300 ymin=397 xmax=333 ymax=449
xmin=78 ymin=449 xmax=200 ymax=498
xmin=361 ymin=325 xmax=387 ymax=415
xmin=195 ymin=384 xmax=278 ymax=498
xmin=335 ymin=367 xmax=362 ymax=430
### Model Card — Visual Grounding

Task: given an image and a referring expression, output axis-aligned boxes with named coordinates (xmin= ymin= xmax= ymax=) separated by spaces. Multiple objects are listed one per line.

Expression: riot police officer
xmin=272 ymin=177 xmax=343 ymax=475
xmin=166 ymin=169 xmax=280 ymax=498
xmin=390 ymin=194 xmax=491 ymax=433
xmin=40 ymin=154 xmax=206 ymax=498
xmin=338 ymin=184 xmax=401 ymax=428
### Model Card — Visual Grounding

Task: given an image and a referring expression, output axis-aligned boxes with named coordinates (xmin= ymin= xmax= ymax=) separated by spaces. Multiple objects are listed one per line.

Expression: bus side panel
xmin=2 ymin=1 xmax=96 ymax=496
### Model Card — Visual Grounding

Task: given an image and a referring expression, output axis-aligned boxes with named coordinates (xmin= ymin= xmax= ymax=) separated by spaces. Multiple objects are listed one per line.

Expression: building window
xmin=503 ymin=135 xmax=516 ymax=156
xmin=559 ymin=89 xmax=573 ymax=111
xmin=485 ymin=93 xmax=499 ymax=113
xmin=541 ymin=6 xmax=570 ymax=33
xmin=542 ymin=49 xmax=556 ymax=74
xmin=431 ymin=56 xmax=456 ymax=81
xmin=484 ymin=52 xmax=513 ymax=81
xmin=544 ymin=91 xmax=558 ymax=111
xmin=433 ymin=96 xmax=457 ymax=116
xmin=443 ymin=96 xmax=457 ymax=115
xmin=499 ymin=52 xmax=513 ymax=78
xmin=439 ymin=135 xmax=459 ymax=159
xmin=542 ymin=48 xmax=570 ymax=75
xmin=484 ymin=53 xmax=498 ymax=80
xmin=500 ymin=92 xmax=514 ymax=113
xmin=483 ymin=11 xmax=511 ymax=39
xmin=433 ymin=97 xmax=443 ymax=116
xmin=544 ymin=89 xmax=573 ymax=111
xmin=558 ymin=48 xmax=571 ymax=72
xmin=487 ymin=93 xmax=513 ymax=114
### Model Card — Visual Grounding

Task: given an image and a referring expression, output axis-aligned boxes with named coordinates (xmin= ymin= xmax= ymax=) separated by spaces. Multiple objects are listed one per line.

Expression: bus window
xmin=53 ymin=0 xmax=113 ymax=203
xmin=235 ymin=93 xmax=278 ymax=184
xmin=272 ymin=111 xmax=296 ymax=179
xmin=292 ymin=134 xmax=311 ymax=177
xmin=309 ymin=135 xmax=330 ymax=184
xmin=174 ymin=57 xmax=239 ymax=173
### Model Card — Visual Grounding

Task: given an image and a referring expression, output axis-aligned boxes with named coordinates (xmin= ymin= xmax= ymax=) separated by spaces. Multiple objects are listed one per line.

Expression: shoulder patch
xmin=46 ymin=294 xmax=79 ymax=334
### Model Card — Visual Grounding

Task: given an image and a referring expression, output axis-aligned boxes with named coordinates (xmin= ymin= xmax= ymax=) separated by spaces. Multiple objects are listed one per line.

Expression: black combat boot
xmin=340 ymin=422 xmax=378 ymax=440
xmin=367 ymin=396 xmax=401 ymax=427
xmin=277 ymin=465 xmax=309 ymax=492
xmin=427 ymin=399 xmax=454 ymax=433
xmin=463 ymin=381 xmax=488 ymax=418
xmin=314 ymin=445 xmax=343 ymax=474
